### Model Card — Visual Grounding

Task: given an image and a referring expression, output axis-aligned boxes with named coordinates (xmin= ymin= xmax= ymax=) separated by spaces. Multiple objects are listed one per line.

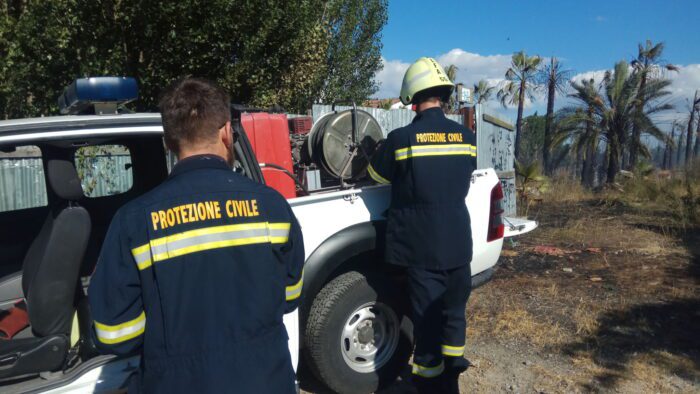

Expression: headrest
xmin=47 ymin=159 xmax=84 ymax=201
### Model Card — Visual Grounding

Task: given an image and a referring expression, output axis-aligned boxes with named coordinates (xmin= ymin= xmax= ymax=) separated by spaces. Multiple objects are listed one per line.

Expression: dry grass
xmin=464 ymin=172 xmax=700 ymax=392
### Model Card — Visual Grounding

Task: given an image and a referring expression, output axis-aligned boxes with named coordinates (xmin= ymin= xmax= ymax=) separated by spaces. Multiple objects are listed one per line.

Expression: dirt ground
xmin=456 ymin=196 xmax=699 ymax=393
xmin=305 ymin=186 xmax=700 ymax=393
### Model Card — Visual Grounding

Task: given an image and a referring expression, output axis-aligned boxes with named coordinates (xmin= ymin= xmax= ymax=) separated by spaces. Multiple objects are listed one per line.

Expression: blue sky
xmin=374 ymin=0 xmax=700 ymax=127
xmin=382 ymin=0 xmax=700 ymax=72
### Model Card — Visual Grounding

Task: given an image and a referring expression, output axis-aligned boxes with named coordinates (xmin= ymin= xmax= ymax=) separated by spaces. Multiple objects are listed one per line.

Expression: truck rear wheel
xmin=304 ymin=271 xmax=412 ymax=394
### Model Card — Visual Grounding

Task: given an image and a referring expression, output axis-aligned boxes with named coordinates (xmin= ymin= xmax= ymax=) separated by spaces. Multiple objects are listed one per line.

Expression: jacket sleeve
xmin=88 ymin=211 xmax=145 ymax=355
xmin=277 ymin=204 xmax=305 ymax=313
xmin=367 ymin=134 xmax=394 ymax=184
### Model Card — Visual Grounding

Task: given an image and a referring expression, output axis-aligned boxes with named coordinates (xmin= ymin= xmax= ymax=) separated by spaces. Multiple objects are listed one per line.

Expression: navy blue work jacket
xmin=369 ymin=107 xmax=477 ymax=269
xmin=88 ymin=155 xmax=304 ymax=394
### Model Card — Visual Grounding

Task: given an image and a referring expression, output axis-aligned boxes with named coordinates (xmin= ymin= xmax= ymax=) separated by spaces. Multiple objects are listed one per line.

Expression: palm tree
xmin=557 ymin=62 xmax=672 ymax=184
xmin=628 ymin=40 xmax=678 ymax=168
xmin=538 ymin=57 xmax=572 ymax=175
xmin=554 ymin=78 xmax=601 ymax=187
xmin=473 ymin=79 xmax=496 ymax=104
xmin=497 ymin=51 xmax=542 ymax=160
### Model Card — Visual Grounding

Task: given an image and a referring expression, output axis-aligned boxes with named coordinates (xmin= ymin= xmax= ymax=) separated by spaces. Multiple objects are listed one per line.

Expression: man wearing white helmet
xmin=368 ymin=57 xmax=477 ymax=393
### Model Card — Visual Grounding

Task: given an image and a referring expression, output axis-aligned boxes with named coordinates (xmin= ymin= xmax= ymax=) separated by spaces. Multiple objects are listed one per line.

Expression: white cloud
xmin=373 ymin=48 xmax=700 ymax=129
xmin=373 ymin=49 xmax=512 ymax=99
xmin=373 ymin=57 xmax=410 ymax=99
xmin=594 ymin=15 xmax=607 ymax=23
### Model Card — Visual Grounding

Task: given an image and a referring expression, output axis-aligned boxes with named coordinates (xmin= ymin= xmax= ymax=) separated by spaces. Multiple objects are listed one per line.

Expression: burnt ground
xmin=305 ymin=193 xmax=700 ymax=393
xmin=456 ymin=197 xmax=700 ymax=393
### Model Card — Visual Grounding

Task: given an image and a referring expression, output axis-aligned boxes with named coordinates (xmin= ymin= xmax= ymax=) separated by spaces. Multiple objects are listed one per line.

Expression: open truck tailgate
xmin=503 ymin=217 xmax=538 ymax=238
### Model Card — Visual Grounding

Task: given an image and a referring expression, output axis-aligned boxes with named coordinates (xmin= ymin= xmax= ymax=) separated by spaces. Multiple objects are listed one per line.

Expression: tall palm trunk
xmin=694 ymin=119 xmax=700 ymax=159
xmin=664 ymin=127 xmax=675 ymax=169
xmin=582 ymin=143 xmax=597 ymax=188
xmin=607 ymin=133 xmax=621 ymax=184
xmin=514 ymin=80 xmax=526 ymax=160
xmin=676 ymin=131 xmax=684 ymax=167
xmin=629 ymin=72 xmax=647 ymax=169
xmin=686 ymin=108 xmax=697 ymax=166
xmin=581 ymin=110 xmax=596 ymax=187
xmin=543 ymin=78 xmax=555 ymax=175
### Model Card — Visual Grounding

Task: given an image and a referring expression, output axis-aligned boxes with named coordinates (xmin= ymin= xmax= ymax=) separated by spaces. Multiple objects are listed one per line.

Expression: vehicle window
xmin=0 ymin=145 xmax=48 ymax=212
xmin=74 ymin=145 xmax=133 ymax=198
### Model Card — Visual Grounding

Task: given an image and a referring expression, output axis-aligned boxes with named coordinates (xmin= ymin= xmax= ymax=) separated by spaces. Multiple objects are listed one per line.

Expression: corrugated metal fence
xmin=0 ymin=155 xmax=132 ymax=212
xmin=0 ymin=158 xmax=47 ymax=212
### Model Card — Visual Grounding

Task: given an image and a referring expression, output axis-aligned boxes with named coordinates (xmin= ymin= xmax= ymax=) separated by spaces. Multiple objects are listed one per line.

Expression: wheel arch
xmin=301 ymin=220 xmax=386 ymax=308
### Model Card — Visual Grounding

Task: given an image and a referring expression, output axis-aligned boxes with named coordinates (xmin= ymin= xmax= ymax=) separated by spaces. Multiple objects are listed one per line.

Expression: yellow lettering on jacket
xmin=448 ymin=133 xmax=463 ymax=142
xmin=150 ymin=200 xmax=229 ymax=231
xmin=416 ymin=132 xmax=447 ymax=143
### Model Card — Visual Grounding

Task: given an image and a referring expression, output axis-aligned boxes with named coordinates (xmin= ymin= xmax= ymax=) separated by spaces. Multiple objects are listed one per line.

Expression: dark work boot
xmin=412 ymin=375 xmax=444 ymax=394
xmin=440 ymin=371 xmax=461 ymax=394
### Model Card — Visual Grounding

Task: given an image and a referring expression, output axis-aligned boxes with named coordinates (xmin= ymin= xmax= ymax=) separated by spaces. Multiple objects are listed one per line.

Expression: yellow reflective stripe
xmin=149 ymin=222 xmax=269 ymax=248
xmin=269 ymin=222 xmax=292 ymax=244
xmin=94 ymin=311 xmax=146 ymax=345
xmin=395 ymin=144 xmax=477 ymax=161
xmin=442 ymin=344 xmax=465 ymax=357
xmin=412 ymin=360 xmax=445 ymax=378
xmin=132 ymin=243 xmax=152 ymax=270
xmin=367 ymin=164 xmax=390 ymax=184
xmin=151 ymin=236 xmax=270 ymax=261
xmin=135 ymin=222 xmax=291 ymax=270
xmin=286 ymin=274 xmax=303 ymax=301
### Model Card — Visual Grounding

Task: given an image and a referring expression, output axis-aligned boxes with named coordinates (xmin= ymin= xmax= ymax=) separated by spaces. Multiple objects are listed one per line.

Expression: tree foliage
xmin=317 ymin=0 xmax=387 ymax=104
xmin=628 ymin=40 xmax=678 ymax=168
xmin=497 ymin=51 xmax=542 ymax=161
xmin=0 ymin=0 xmax=388 ymax=118
xmin=537 ymin=57 xmax=571 ymax=175
xmin=557 ymin=61 xmax=673 ymax=184
xmin=473 ymin=79 xmax=495 ymax=104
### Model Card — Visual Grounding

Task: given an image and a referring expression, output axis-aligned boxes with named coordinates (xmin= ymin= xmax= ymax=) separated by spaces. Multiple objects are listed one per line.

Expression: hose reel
xmin=303 ymin=108 xmax=384 ymax=182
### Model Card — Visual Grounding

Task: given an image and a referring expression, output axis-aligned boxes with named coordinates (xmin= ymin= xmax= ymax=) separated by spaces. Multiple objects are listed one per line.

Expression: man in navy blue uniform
xmin=88 ymin=78 xmax=304 ymax=393
xmin=368 ymin=58 xmax=476 ymax=393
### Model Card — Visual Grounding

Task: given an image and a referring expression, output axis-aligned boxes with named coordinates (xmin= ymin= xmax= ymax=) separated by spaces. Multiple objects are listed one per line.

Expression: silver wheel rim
xmin=340 ymin=301 xmax=400 ymax=373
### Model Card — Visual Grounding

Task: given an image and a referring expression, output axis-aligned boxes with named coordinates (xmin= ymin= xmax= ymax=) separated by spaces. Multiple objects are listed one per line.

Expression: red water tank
xmin=241 ymin=113 xmax=296 ymax=199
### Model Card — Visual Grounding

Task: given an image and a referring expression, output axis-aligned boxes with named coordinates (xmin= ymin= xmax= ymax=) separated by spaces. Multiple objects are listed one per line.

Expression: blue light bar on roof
xmin=58 ymin=77 xmax=138 ymax=115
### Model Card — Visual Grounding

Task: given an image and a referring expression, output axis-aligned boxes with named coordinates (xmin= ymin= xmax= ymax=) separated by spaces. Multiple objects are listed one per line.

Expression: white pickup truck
xmin=0 ymin=103 xmax=535 ymax=393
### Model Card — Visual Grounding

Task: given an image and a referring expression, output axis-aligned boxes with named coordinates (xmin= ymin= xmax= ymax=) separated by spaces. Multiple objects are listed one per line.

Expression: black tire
xmin=303 ymin=271 xmax=413 ymax=394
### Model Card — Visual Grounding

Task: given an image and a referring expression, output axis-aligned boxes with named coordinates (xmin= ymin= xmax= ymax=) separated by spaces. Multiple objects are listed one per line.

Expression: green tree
xmin=0 ymin=0 xmax=387 ymax=118
xmin=473 ymin=79 xmax=495 ymax=104
xmin=519 ymin=113 xmax=545 ymax=164
xmin=537 ymin=57 xmax=571 ymax=175
xmin=628 ymin=40 xmax=678 ymax=168
xmin=497 ymin=51 xmax=542 ymax=161
xmin=318 ymin=0 xmax=387 ymax=104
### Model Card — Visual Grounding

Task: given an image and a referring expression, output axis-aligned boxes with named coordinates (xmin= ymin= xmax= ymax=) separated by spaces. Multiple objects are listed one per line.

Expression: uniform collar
xmin=413 ymin=107 xmax=445 ymax=122
xmin=170 ymin=154 xmax=231 ymax=177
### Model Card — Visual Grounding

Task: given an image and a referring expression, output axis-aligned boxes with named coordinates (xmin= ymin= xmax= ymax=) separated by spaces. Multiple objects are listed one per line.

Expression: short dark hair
xmin=159 ymin=78 xmax=231 ymax=153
